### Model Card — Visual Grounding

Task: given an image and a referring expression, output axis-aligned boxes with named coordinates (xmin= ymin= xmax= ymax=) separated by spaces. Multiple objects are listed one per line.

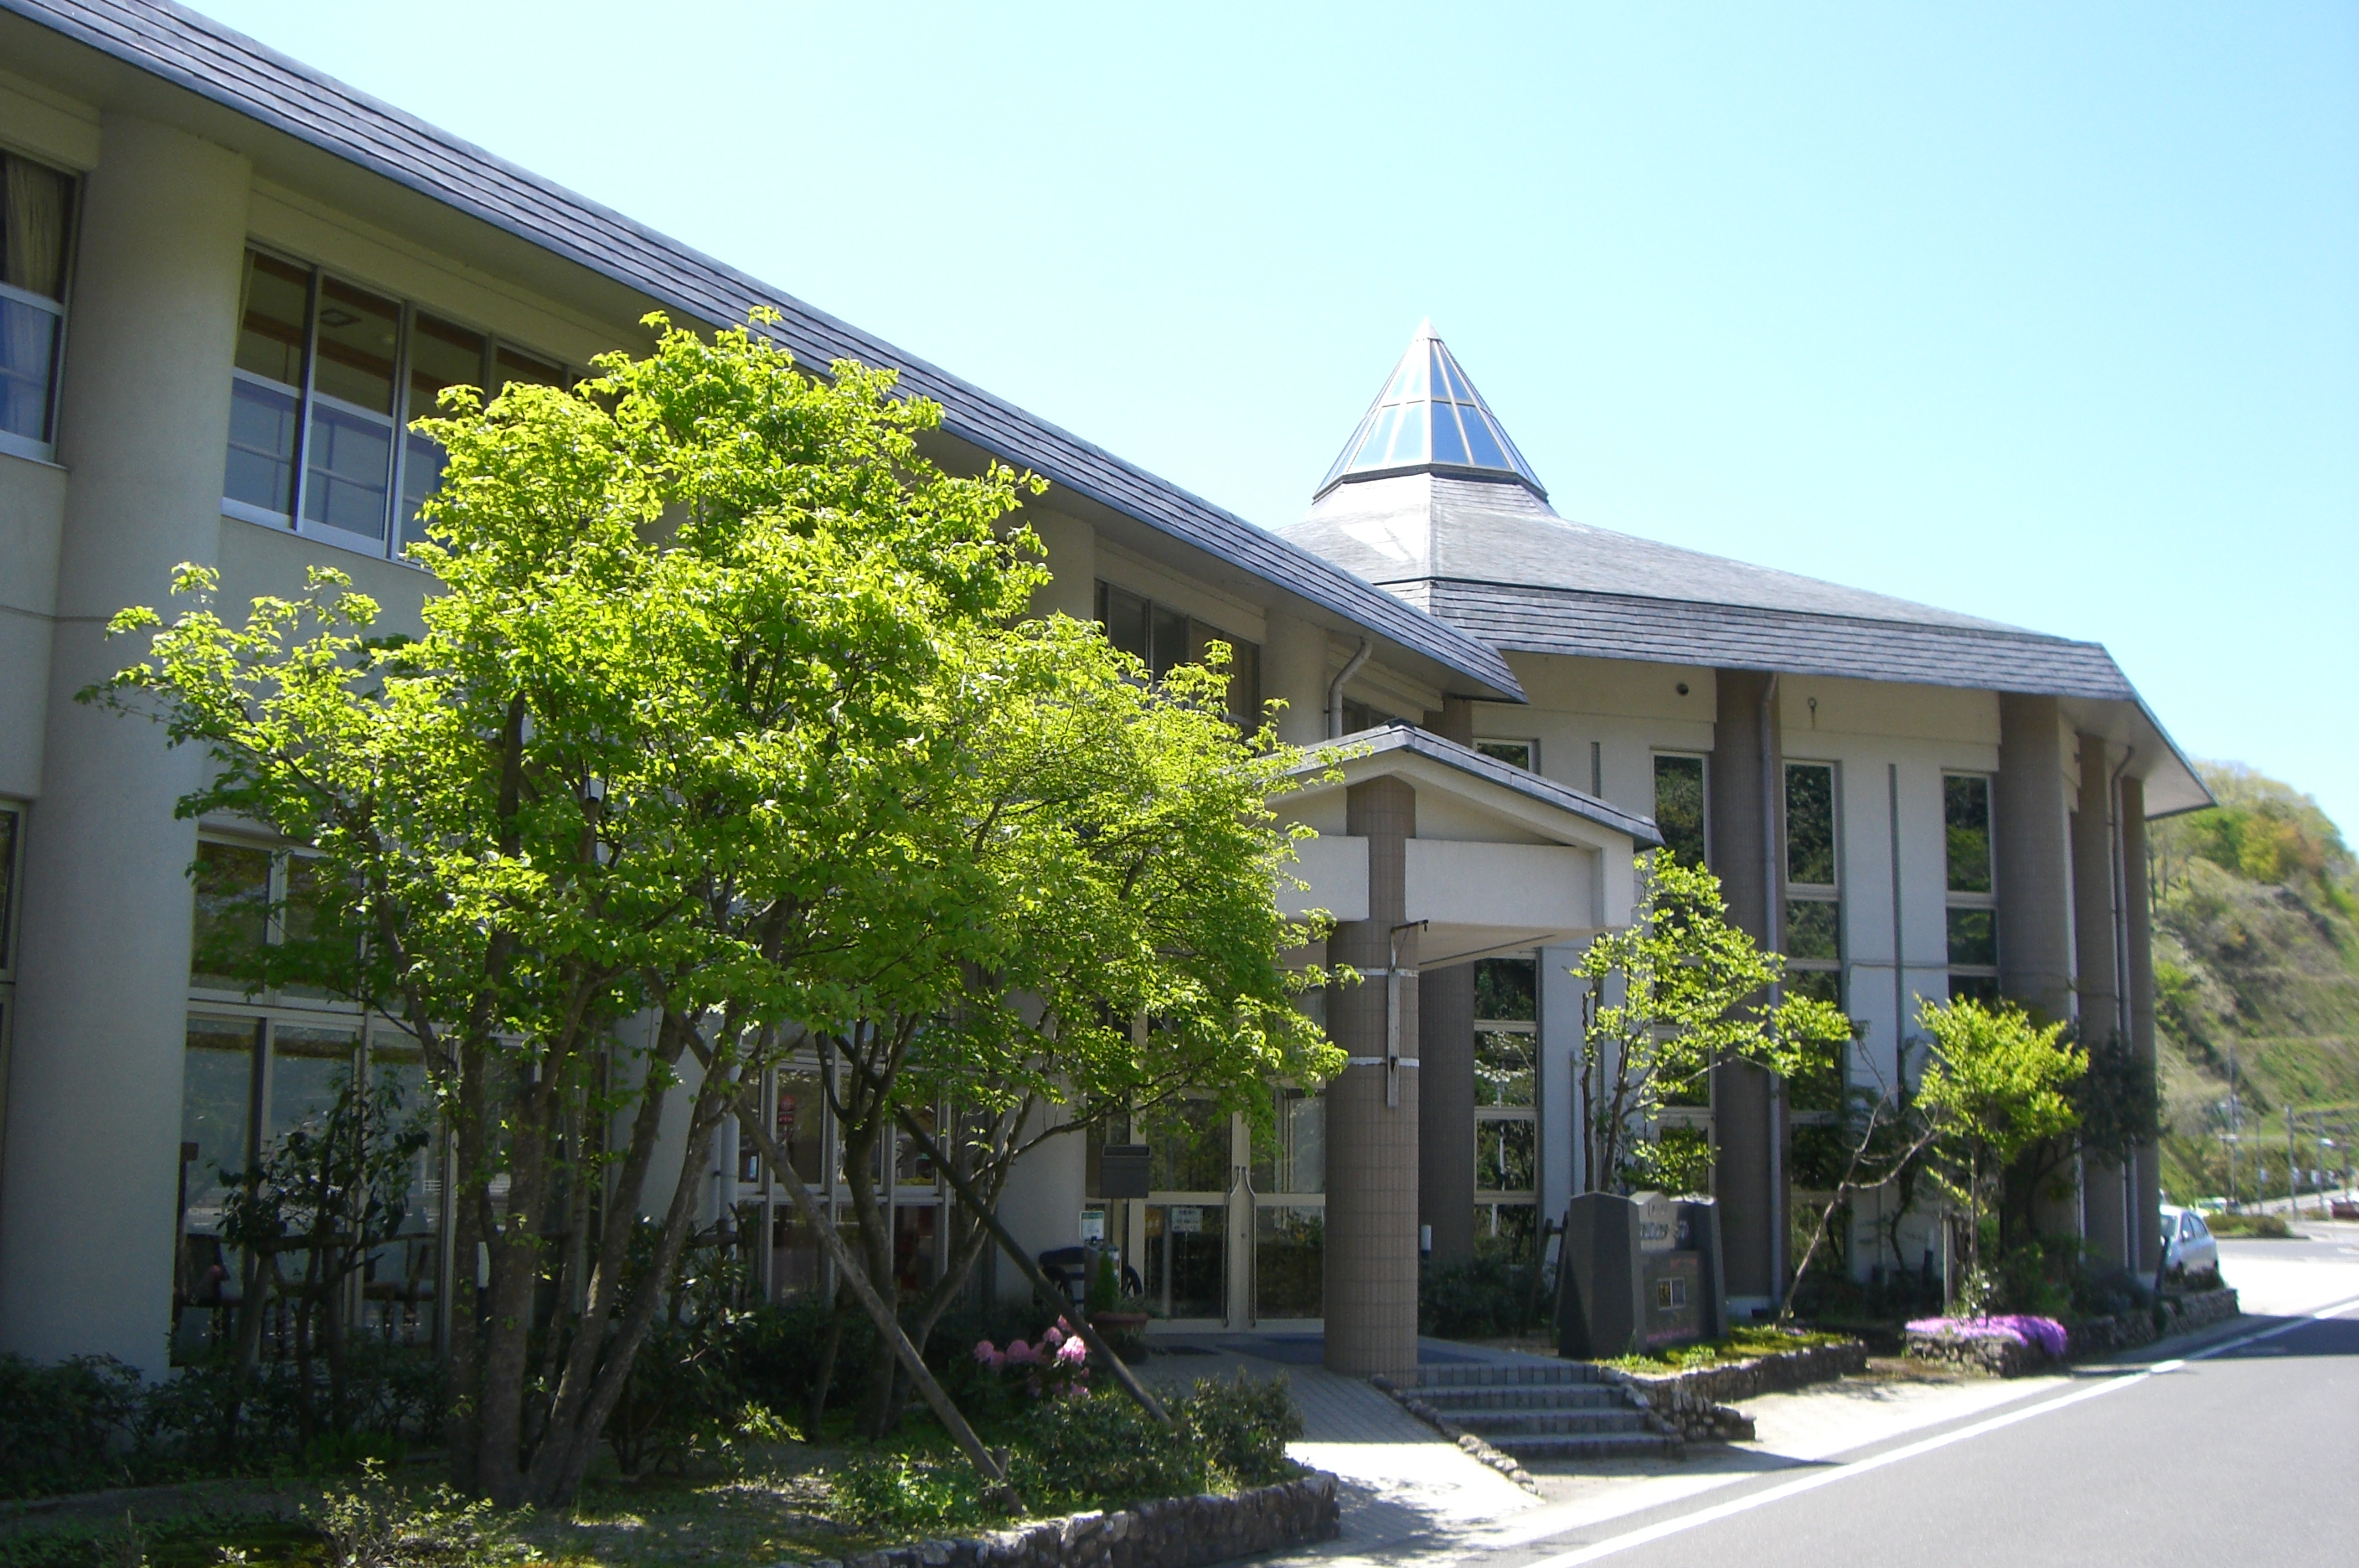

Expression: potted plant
xmin=1086 ymin=1250 xmax=1151 ymax=1362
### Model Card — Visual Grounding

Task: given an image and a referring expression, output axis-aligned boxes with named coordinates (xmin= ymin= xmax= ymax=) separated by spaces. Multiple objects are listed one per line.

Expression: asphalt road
xmin=1463 ymin=1233 xmax=2359 ymax=1568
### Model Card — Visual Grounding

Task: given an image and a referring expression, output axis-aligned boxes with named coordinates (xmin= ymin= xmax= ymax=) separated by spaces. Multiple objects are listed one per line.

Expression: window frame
xmin=1782 ymin=760 xmax=1843 ymax=1005
xmin=1473 ymin=953 xmax=1539 ymax=1226
xmin=1652 ymin=751 xmax=1710 ymax=869
xmin=1091 ymin=579 xmax=1263 ymax=730
xmin=219 ymin=245 xmax=572 ymax=565
xmin=188 ymin=833 xmax=362 ymax=1014
xmin=1942 ymin=771 xmax=2000 ymax=1001
xmin=1474 ymin=738 xmax=1537 ymax=771
xmin=172 ymin=1007 xmax=442 ymax=1364
xmin=0 ymin=147 xmax=80 ymax=464
xmin=1782 ymin=761 xmax=1845 ymax=1120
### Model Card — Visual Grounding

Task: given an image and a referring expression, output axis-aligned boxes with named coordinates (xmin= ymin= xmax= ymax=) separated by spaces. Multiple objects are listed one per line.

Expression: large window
xmin=1944 ymin=773 xmax=1999 ymax=1004
xmin=222 ymin=247 xmax=567 ymax=559
xmin=1 ymin=152 xmax=75 ymax=461
xmin=1474 ymin=955 xmax=1537 ymax=1240
xmin=1783 ymin=762 xmax=1842 ymax=1011
xmin=173 ymin=1014 xmax=439 ymax=1363
xmin=1654 ymin=754 xmax=1707 ymax=868
xmin=1093 ymin=580 xmax=1262 ymax=730
xmin=190 ymin=838 xmax=345 ymax=999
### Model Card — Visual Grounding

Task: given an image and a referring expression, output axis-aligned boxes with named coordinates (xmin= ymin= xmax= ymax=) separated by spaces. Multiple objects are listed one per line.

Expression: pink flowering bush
xmin=1906 ymin=1313 xmax=2069 ymax=1359
xmin=971 ymin=1317 xmax=1092 ymax=1400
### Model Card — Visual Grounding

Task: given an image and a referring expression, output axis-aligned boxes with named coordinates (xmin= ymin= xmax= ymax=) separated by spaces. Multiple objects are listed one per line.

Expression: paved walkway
xmin=1137 ymin=1334 xmax=1543 ymax=1556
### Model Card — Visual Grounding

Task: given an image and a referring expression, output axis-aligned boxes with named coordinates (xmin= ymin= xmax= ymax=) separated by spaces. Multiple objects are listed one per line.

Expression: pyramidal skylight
xmin=1316 ymin=321 xmax=1546 ymax=500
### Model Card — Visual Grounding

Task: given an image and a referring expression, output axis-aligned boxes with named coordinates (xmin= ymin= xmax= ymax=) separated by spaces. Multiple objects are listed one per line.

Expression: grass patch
xmin=2202 ymin=1211 xmax=2294 ymax=1238
xmin=1600 ymin=1326 xmax=1854 ymax=1375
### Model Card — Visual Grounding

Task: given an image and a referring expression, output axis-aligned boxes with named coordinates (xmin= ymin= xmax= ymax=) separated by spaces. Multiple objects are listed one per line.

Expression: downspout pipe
xmin=1327 ymin=637 xmax=1373 ymax=740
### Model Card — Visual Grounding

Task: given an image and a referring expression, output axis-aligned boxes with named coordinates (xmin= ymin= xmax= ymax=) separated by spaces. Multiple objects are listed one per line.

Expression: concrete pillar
xmin=1995 ymin=696 xmax=2073 ymax=1024
xmin=1262 ymin=610 xmax=1328 ymax=747
xmin=2074 ymin=734 xmax=2127 ymax=1264
xmin=1708 ymin=668 xmax=1781 ymax=1308
xmin=0 ymin=117 xmax=251 ymax=1375
xmin=1995 ymin=694 xmax=2077 ymax=1239
xmin=1417 ymin=961 xmax=1475 ymax=1266
xmin=2120 ymin=776 xmax=2160 ymax=1273
xmin=1324 ymin=776 xmax=1418 ymax=1377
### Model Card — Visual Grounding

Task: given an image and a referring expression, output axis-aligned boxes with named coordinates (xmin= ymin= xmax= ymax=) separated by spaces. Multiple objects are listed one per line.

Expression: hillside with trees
xmin=2151 ymin=764 xmax=2359 ymax=1201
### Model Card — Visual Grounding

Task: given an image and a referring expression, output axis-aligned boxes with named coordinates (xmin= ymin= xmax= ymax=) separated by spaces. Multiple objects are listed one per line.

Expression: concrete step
xmin=1490 ymin=1431 xmax=1684 ymax=1462
xmin=1453 ymin=1408 xmax=1654 ymax=1438
xmin=1417 ymin=1361 xmax=1602 ymax=1389
xmin=1417 ymin=1385 xmax=1626 ymax=1413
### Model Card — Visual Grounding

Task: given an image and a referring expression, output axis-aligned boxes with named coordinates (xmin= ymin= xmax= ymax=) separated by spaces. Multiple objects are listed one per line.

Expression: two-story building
xmin=0 ymin=0 xmax=2199 ymax=1384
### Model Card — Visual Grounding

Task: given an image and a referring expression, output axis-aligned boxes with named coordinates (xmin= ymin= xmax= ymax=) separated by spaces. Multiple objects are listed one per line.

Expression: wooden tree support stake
xmin=894 ymin=1106 xmax=1176 ymax=1431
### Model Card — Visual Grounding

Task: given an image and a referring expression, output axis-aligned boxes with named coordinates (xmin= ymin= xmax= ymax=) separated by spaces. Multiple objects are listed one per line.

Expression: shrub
xmin=828 ymin=1452 xmax=995 ymax=1537
xmin=0 ymin=1353 xmax=146 ymax=1498
xmin=1014 ymin=1389 xmax=1205 ymax=1511
xmin=1173 ymin=1373 xmax=1299 ymax=1487
xmin=1418 ymin=1254 xmax=1544 ymax=1339
xmin=305 ymin=1460 xmax=526 ymax=1568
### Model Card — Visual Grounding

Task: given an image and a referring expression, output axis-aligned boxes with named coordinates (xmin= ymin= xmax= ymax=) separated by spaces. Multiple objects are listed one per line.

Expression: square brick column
xmin=1324 ymin=775 xmax=1420 ymax=1378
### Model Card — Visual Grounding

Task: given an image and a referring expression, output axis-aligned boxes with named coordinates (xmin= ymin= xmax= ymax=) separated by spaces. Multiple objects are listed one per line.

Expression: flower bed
xmin=1904 ymin=1288 xmax=2239 ymax=1377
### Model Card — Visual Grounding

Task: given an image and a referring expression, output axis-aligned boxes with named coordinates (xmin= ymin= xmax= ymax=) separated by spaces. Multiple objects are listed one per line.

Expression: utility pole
xmin=2287 ymin=1103 xmax=2298 ymax=1214
xmin=2226 ymin=1051 xmax=2241 ymax=1209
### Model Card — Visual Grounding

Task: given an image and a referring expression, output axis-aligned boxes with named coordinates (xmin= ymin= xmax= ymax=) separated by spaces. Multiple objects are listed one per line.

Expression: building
xmin=0 ymin=0 xmax=2197 ymax=1385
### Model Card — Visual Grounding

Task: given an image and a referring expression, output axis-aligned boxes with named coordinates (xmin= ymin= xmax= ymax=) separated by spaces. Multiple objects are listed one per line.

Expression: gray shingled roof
xmin=1286 ymin=725 xmax=1664 ymax=847
xmin=1401 ymin=580 xmax=2136 ymax=699
xmin=5 ymin=0 xmax=1524 ymax=703
xmin=1289 ymin=472 xmax=2027 ymax=633
xmin=1283 ymin=472 xmax=2150 ymax=694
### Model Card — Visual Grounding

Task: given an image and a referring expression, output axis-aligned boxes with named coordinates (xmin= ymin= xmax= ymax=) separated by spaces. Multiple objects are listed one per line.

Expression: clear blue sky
xmin=202 ymin=1 xmax=2359 ymax=833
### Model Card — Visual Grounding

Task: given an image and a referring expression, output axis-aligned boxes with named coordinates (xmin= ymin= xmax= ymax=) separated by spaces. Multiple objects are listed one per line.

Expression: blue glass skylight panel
xmin=1316 ymin=323 xmax=1546 ymax=498
xmin=1430 ymin=400 xmax=1469 ymax=466
xmin=1460 ymin=407 xmax=1508 ymax=470
xmin=1386 ymin=403 xmax=1427 ymax=464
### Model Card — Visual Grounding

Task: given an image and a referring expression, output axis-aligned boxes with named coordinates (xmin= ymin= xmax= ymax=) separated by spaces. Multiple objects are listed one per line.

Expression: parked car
xmin=2159 ymin=1204 xmax=2221 ymax=1283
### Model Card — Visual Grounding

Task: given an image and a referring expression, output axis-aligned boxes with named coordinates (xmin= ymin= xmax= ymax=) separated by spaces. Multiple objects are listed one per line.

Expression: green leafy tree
xmin=1916 ymin=997 xmax=2084 ymax=1311
xmin=724 ymin=629 xmax=1339 ymax=1436
xmin=1573 ymin=856 xmax=1852 ymax=1194
xmin=90 ymin=314 xmax=1323 ymax=1505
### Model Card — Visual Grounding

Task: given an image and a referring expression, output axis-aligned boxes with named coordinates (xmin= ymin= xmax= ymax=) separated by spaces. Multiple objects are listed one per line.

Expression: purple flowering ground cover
xmin=1904 ymin=1314 xmax=2069 ymax=1357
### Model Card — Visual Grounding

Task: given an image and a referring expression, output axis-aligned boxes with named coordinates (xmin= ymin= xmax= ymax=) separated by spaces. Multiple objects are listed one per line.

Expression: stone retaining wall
xmin=810 ymin=1473 xmax=1341 ymax=1568
xmin=1600 ymin=1341 xmax=1869 ymax=1443
xmin=1903 ymin=1287 xmax=2240 ymax=1378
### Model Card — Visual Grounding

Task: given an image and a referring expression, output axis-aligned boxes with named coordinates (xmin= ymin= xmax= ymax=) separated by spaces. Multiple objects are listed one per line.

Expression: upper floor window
xmin=1092 ymin=580 xmax=1262 ymax=730
xmin=1474 ymin=739 xmax=1535 ymax=771
xmin=222 ymin=247 xmax=567 ymax=560
xmin=1653 ymin=753 xmax=1707 ymax=868
xmin=190 ymin=838 xmax=347 ymax=1003
xmin=1783 ymin=761 xmax=1841 ymax=1009
xmin=1943 ymin=772 xmax=1999 ymax=1003
xmin=0 ymin=152 xmax=75 ymax=461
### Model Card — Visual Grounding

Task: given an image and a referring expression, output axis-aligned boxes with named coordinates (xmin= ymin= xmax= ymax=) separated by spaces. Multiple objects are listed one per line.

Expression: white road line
xmin=1497 ymin=1295 xmax=2359 ymax=1568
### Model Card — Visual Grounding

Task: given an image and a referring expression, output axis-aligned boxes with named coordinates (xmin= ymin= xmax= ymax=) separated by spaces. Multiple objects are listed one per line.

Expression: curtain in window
xmin=3 ymin=156 xmax=69 ymax=298
xmin=1 ymin=157 xmax=69 ymax=441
